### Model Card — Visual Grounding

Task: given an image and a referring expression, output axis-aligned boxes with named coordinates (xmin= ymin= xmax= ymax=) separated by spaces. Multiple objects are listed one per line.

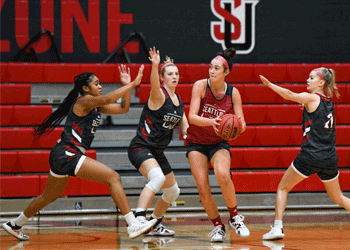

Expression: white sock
xmin=151 ymin=212 xmax=162 ymax=220
xmin=123 ymin=212 xmax=136 ymax=225
xmin=135 ymin=208 xmax=146 ymax=213
xmin=274 ymin=220 xmax=283 ymax=228
xmin=14 ymin=212 xmax=29 ymax=227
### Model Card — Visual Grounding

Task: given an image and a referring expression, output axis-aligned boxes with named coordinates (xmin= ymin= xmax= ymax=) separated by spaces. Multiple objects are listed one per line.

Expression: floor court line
xmin=1 ymin=210 xmax=349 ymax=250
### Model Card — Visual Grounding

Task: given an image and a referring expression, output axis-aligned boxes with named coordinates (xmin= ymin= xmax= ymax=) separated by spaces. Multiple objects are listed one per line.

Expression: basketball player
xmin=2 ymin=65 xmax=157 ymax=241
xmin=128 ymin=47 xmax=189 ymax=236
xmin=260 ymin=68 xmax=350 ymax=240
xmin=186 ymin=48 xmax=249 ymax=242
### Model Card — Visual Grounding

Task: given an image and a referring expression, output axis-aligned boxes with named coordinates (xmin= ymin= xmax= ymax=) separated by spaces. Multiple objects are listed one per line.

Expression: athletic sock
xmin=135 ymin=208 xmax=146 ymax=218
xmin=228 ymin=206 xmax=238 ymax=218
xmin=274 ymin=220 xmax=283 ymax=228
xmin=14 ymin=212 xmax=29 ymax=227
xmin=211 ymin=216 xmax=224 ymax=228
xmin=150 ymin=213 xmax=163 ymax=227
xmin=123 ymin=212 xmax=136 ymax=225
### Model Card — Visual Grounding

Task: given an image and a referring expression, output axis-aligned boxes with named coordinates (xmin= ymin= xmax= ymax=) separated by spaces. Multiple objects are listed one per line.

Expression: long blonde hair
xmin=318 ymin=67 xmax=340 ymax=98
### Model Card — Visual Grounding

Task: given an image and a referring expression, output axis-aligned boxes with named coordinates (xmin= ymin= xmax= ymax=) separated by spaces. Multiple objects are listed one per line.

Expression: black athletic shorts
xmin=49 ymin=140 xmax=87 ymax=177
xmin=186 ymin=141 xmax=231 ymax=161
xmin=128 ymin=146 xmax=173 ymax=175
xmin=292 ymin=152 xmax=339 ymax=181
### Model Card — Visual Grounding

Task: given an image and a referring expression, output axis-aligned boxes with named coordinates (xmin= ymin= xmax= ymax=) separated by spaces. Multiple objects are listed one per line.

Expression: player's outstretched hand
xmin=149 ymin=47 xmax=160 ymax=66
xmin=132 ymin=64 xmax=144 ymax=87
xmin=119 ymin=64 xmax=131 ymax=85
xmin=259 ymin=75 xmax=272 ymax=87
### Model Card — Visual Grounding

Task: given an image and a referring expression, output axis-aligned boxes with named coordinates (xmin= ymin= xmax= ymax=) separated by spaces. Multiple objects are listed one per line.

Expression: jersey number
xmin=324 ymin=113 xmax=334 ymax=129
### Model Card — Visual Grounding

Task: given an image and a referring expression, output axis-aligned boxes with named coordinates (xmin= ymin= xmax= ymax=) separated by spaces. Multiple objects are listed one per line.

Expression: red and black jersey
xmin=300 ymin=93 xmax=336 ymax=160
xmin=61 ymin=98 xmax=101 ymax=150
xmin=130 ymin=87 xmax=184 ymax=150
xmin=186 ymin=78 xmax=234 ymax=145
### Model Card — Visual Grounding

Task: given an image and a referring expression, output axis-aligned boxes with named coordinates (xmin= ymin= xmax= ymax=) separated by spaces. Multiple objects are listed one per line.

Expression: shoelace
xmin=154 ymin=223 xmax=166 ymax=232
xmin=232 ymin=215 xmax=246 ymax=229
xmin=18 ymin=229 xmax=26 ymax=237
xmin=208 ymin=226 xmax=224 ymax=238
xmin=137 ymin=217 xmax=147 ymax=224
xmin=232 ymin=215 xmax=244 ymax=223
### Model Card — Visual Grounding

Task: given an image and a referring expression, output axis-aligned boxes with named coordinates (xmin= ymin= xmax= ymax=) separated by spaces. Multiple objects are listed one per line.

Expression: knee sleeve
xmin=145 ymin=167 xmax=165 ymax=193
xmin=162 ymin=183 xmax=180 ymax=204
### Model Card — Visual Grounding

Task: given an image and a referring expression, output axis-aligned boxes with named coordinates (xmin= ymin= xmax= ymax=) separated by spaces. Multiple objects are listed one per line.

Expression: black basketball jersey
xmin=130 ymin=87 xmax=184 ymax=150
xmin=300 ymin=94 xmax=336 ymax=160
xmin=61 ymin=98 xmax=101 ymax=150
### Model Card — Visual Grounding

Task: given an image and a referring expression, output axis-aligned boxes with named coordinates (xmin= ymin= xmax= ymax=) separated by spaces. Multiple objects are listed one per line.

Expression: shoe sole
xmin=129 ymin=219 xmax=157 ymax=239
xmin=211 ymin=238 xmax=226 ymax=243
xmin=2 ymin=223 xmax=29 ymax=241
xmin=237 ymin=233 xmax=250 ymax=238
xmin=147 ymin=232 xmax=175 ymax=236
xmin=262 ymin=235 xmax=285 ymax=240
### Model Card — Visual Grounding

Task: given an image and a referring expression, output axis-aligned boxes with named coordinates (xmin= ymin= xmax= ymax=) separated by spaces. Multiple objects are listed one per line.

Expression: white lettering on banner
xmin=210 ymin=0 xmax=259 ymax=54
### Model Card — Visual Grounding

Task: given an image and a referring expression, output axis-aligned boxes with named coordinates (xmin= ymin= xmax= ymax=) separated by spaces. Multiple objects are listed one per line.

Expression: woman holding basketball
xmin=186 ymin=47 xmax=249 ymax=242
xmin=260 ymin=68 xmax=350 ymax=241
xmin=128 ymin=47 xmax=189 ymax=236
xmin=2 ymin=65 xmax=157 ymax=241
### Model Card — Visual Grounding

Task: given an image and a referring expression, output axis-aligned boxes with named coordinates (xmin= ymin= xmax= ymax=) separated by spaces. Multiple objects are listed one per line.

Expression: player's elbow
xmin=102 ymin=97 xmax=113 ymax=105
xmin=188 ymin=114 xmax=196 ymax=124
xmin=120 ymin=106 xmax=130 ymax=113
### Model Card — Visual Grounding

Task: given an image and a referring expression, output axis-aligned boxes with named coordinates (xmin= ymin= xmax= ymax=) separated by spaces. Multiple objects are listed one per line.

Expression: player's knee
xmin=108 ymin=171 xmax=121 ymax=183
xmin=162 ymin=183 xmax=180 ymax=204
xmin=329 ymin=193 xmax=343 ymax=205
xmin=145 ymin=167 xmax=165 ymax=193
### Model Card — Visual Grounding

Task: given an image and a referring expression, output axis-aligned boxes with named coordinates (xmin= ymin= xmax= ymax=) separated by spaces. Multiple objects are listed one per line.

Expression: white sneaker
xmin=229 ymin=215 xmax=250 ymax=237
xmin=208 ymin=225 xmax=226 ymax=242
xmin=263 ymin=240 xmax=285 ymax=250
xmin=262 ymin=226 xmax=285 ymax=240
xmin=147 ymin=223 xmax=175 ymax=236
xmin=2 ymin=221 xmax=29 ymax=241
xmin=127 ymin=218 xmax=157 ymax=239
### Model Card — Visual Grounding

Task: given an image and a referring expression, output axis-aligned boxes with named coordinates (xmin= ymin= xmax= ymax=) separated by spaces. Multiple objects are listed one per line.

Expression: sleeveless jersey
xmin=186 ymin=79 xmax=234 ymax=145
xmin=130 ymin=87 xmax=184 ymax=150
xmin=61 ymin=98 xmax=101 ymax=150
xmin=300 ymin=93 xmax=336 ymax=160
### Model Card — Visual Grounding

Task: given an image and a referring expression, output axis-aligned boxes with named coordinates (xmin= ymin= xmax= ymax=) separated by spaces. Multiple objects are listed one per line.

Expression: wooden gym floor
xmin=1 ymin=209 xmax=350 ymax=250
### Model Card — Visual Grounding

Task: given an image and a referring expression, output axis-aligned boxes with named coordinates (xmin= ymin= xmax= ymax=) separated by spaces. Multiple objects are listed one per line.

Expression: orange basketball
xmin=217 ymin=114 xmax=242 ymax=140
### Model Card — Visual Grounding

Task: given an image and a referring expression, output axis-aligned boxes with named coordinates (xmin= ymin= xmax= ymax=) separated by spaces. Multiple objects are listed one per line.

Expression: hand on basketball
xmin=212 ymin=116 xmax=221 ymax=135
xmin=149 ymin=46 xmax=160 ymax=66
xmin=237 ymin=115 xmax=243 ymax=124
xmin=119 ymin=64 xmax=131 ymax=85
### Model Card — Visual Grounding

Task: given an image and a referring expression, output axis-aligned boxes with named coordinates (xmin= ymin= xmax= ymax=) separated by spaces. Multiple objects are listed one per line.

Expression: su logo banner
xmin=210 ymin=0 xmax=259 ymax=54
